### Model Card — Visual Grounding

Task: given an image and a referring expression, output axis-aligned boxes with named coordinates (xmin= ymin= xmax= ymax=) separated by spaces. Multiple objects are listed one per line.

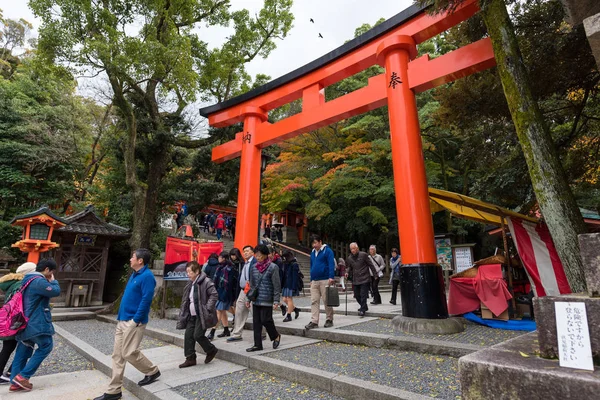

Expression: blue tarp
xmin=463 ymin=312 xmax=537 ymax=331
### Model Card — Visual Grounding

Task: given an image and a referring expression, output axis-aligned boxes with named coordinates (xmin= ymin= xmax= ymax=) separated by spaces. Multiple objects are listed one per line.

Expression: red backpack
xmin=0 ymin=277 xmax=41 ymax=337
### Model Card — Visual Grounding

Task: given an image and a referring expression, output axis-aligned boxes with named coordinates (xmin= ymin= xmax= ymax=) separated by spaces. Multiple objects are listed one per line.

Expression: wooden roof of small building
xmin=57 ymin=206 xmax=130 ymax=238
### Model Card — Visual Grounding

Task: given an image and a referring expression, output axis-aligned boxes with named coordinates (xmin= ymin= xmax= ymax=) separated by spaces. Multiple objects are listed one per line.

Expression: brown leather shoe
xmin=204 ymin=348 xmax=218 ymax=364
xmin=179 ymin=358 xmax=197 ymax=368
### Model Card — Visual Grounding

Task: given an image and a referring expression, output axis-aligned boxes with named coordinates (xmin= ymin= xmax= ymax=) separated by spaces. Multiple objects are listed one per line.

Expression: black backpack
xmin=297 ymin=269 xmax=304 ymax=292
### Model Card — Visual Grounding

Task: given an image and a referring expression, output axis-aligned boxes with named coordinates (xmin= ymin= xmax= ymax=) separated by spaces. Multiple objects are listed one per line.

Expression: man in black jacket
xmin=345 ymin=243 xmax=377 ymax=317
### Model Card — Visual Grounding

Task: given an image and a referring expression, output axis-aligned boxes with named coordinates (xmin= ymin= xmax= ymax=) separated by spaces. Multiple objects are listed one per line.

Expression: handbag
xmin=246 ymin=267 xmax=268 ymax=302
xmin=325 ymin=285 xmax=340 ymax=307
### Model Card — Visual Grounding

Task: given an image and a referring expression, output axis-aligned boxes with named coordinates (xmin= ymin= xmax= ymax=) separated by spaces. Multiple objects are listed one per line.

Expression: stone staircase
xmin=190 ymin=231 xmax=393 ymax=292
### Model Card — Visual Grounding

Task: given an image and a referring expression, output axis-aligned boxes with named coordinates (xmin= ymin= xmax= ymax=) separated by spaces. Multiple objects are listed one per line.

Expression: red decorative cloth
xmin=448 ymin=264 xmax=512 ymax=316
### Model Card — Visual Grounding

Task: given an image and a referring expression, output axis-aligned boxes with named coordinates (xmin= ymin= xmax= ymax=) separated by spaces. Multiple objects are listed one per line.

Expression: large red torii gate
xmin=200 ymin=0 xmax=496 ymax=320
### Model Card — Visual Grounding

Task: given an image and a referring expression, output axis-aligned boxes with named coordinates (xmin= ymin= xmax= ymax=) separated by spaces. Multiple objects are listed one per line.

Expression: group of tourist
xmin=0 ymin=235 xmax=400 ymax=399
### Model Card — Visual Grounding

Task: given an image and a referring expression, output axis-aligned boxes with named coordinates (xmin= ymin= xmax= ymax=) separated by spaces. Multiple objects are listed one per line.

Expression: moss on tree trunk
xmin=480 ymin=0 xmax=587 ymax=292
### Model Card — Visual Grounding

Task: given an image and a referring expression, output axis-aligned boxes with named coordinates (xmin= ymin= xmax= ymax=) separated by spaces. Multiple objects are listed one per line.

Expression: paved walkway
xmin=55 ymin=320 xmax=342 ymax=400
xmin=3 ymin=370 xmax=138 ymax=400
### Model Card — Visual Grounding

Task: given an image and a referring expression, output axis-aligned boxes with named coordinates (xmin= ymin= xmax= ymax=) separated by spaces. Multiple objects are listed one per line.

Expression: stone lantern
xmin=10 ymin=206 xmax=67 ymax=264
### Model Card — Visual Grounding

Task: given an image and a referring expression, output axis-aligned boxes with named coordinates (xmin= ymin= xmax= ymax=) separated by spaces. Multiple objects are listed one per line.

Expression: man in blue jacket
xmin=94 ymin=248 xmax=160 ymax=400
xmin=305 ymin=235 xmax=336 ymax=330
xmin=9 ymin=259 xmax=60 ymax=392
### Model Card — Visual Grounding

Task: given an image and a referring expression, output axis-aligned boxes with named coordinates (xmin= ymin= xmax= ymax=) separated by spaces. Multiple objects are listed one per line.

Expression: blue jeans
xmin=216 ymin=228 xmax=222 ymax=240
xmin=11 ymin=335 xmax=53 ymax=380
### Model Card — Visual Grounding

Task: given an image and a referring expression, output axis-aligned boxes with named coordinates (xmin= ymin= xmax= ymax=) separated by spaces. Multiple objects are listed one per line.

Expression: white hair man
xmin=368 ymin=245 xmax=385 ymax=305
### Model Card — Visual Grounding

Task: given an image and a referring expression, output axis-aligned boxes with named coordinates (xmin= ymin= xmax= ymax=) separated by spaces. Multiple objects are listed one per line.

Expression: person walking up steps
xmin=94 ymin=249 xmax=160 ymax=400
xmin=305 ymin=235 xmax=335 ymax=330
xmin=7 ymin=260 xmax=59 ymax=393
xmin=176 ymin=261 xmax=219 ymax=368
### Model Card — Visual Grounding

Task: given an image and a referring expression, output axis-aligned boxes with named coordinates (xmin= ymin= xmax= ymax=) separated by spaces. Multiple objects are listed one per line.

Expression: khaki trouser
xmin=107 ymin=320 xmax=159 ymax=395
xmin=231 ymin=289 xmax=250 ymax=338
xmin=310 ymin=280 xmax=334 ymax=325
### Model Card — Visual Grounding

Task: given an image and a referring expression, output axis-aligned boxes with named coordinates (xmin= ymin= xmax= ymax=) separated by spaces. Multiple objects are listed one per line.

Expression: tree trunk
xmin=481 ymin=0 xmax=587 ymax=292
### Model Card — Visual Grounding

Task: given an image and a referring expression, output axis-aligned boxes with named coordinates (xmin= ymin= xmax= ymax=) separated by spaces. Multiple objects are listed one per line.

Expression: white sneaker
xmin=0 ymin=373 xmax=10 ymax=384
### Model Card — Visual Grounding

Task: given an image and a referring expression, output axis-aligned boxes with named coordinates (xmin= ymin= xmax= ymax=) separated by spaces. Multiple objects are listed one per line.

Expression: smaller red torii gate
xmin=200 ymin=0 xmax=496 ymax=320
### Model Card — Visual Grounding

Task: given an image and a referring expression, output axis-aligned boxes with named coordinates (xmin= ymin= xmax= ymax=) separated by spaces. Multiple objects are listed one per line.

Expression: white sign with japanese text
xmin=454 ymin=247 xmax=473 ymax=273
xmin=555 ymin=302 xmax=594 ymax=371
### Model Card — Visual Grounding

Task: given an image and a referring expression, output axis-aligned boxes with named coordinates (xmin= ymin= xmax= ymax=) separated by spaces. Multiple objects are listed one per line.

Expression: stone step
xmin=52 ymin=311 xmax=96 ymax=321
xmin=93 ymin=315 xmax=434 ymax=400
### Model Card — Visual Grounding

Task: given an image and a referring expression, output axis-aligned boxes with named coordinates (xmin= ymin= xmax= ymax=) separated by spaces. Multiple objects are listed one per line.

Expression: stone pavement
xmin=2 ymin=370 xmax=138 ymax=400
xmin=55 ymin=319 xmax=347 ymax=400
xmin=46 ymin=302 xmax=532 ymax=399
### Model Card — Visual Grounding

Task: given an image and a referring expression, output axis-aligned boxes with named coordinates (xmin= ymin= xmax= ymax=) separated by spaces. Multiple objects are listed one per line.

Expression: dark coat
xmin=214 ymin=262 xmax=238 ymax=304
xmin=16 ymin=273 xmax=61 ymax=341
xmin=203 ymin=257 xmax=219 ymax=281
xmin=346 ymin=251 xmax=377 ymax=285
xmin=282 ymin=260 xmax=300 ymax=296
xmin=177 ymin=272 xmax=218 ymax=330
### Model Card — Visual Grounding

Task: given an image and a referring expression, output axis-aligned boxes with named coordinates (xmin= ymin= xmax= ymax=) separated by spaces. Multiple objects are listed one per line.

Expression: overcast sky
xmin=1 ymin=0 xmax=413 ymax=82
xmin=0 ymin=0 xmax=413 ymax=131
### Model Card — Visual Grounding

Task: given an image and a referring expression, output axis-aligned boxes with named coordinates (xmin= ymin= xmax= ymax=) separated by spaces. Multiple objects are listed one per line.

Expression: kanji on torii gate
xmin=200 ymin=0 xmax=496 ymax=320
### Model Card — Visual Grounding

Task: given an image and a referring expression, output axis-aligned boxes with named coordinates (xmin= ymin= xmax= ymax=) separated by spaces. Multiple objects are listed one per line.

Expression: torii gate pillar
xmin=235 ymin=107 xmax=268 ymax=249
xmin=377 ymin=36 xmax=448 ymax=319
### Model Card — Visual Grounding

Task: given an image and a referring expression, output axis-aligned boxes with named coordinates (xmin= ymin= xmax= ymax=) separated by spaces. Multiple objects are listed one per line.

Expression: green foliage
xmin=29 ymin=0 xmax=295 ymax=249
xmin=0 ymin=55 xmax=97 ymax=220
xmin=0 ymin=221 xmax=24 ymax=259
xmin=262 ymin=0 xmax=599 ymax=256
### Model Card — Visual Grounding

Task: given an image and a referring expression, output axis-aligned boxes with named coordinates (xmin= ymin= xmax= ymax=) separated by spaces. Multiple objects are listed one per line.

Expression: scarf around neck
xmin=255 ymin=258 xmax=270 ymax=274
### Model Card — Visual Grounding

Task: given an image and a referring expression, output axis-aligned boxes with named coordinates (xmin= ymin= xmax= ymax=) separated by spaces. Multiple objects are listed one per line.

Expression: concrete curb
xmin=95 ymin=315 xmax=433 ymax=400
xmin=243 ymin=320 xmax=482 ymax=357
xmin=55 ymin=325 xmax=187 ymax=400
xmin=52 ymin=311 xmax=97 ymax=321
xmin=296 ymin=306 xmax=400 ymax=319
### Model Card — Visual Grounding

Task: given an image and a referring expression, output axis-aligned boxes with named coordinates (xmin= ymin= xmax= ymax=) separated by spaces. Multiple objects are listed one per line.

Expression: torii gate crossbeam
xmin=200 ymin=0 xmax=496 ymax=320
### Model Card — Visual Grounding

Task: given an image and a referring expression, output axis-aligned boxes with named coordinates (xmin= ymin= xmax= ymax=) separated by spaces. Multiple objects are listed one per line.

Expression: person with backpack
xmin=214 ymin=214 xmax=225 ymax=240
xmin=281 ymin=251 xmax=301 ymax=322
xmin=0 ymin=262 xmax=36 ymax=385
xmin=8 ymin=259 xmax=60 ymax=392
xmin=213 ymin=252 xmax=237 ymax=338
xmin=202 ymin=253 xmax=219 ymax=282
xmin=176 ymin=261 xmax=219 ymax=368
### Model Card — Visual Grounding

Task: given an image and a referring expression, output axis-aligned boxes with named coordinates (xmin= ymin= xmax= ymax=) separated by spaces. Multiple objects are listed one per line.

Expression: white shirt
xmin=189 ymin=276 xmax=200 ymax=316
xmin=239 ymin=256 xmax=254 ymax=289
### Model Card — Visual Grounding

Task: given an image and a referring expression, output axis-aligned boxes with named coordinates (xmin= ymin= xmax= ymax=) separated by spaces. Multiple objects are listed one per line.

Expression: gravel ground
xmin=56 ymin=320 xmax=169 ymax=355
xmin=173 ymin=369 xmax=346 ymax=400
xmin=341 ymin=318 xmax=530 ymax=346
xmin=3 ymin=335 xmax=93 ymax=377
xmin=265 ymin=341 xmax=461 ymax=399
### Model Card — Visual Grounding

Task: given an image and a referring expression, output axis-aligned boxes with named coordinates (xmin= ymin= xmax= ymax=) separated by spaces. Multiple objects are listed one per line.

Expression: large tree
xmin=30 ymin=0 xmax=294 ymax=249
xmin=420 ymin=0 xmax=589 ymax=292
